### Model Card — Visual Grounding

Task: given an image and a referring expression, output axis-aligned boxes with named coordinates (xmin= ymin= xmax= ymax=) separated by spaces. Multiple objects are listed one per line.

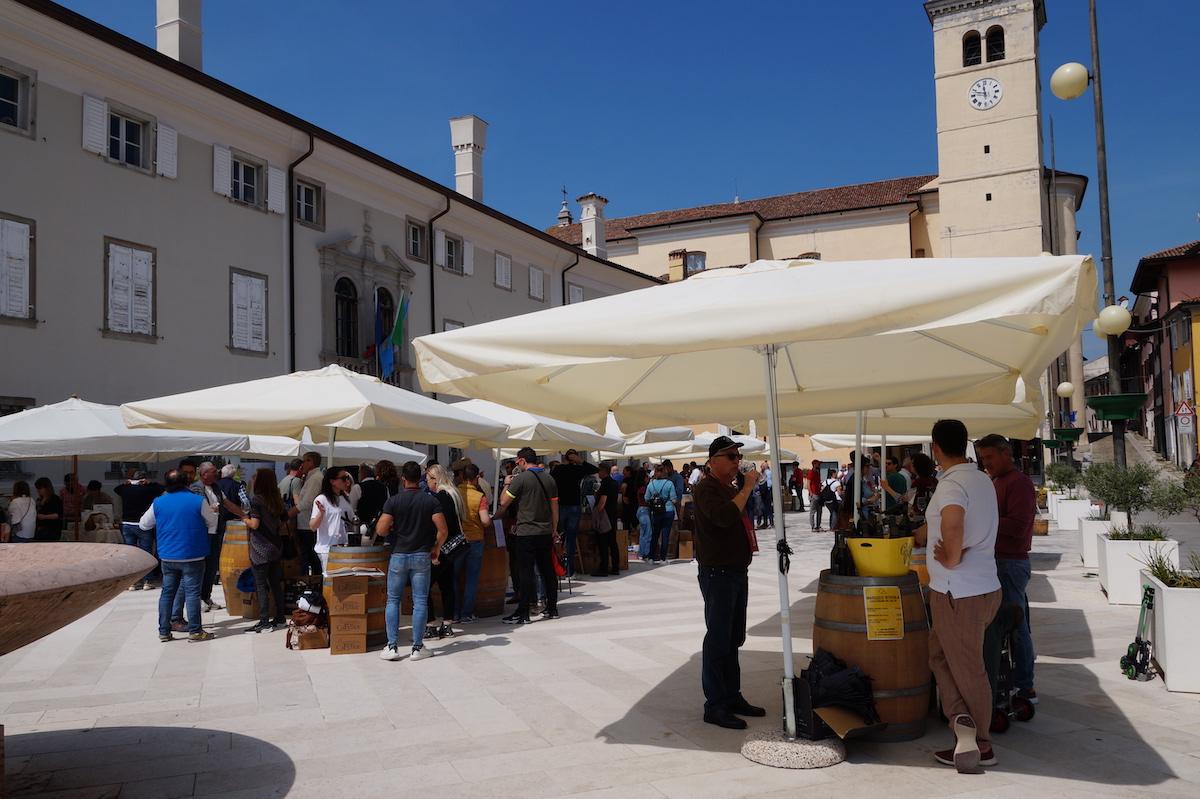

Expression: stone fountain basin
xmin=0 ymin=542 xmax=157 ymax=656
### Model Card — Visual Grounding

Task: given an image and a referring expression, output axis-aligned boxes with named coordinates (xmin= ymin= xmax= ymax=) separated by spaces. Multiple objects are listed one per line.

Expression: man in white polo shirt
xmin=916 ymin=419 xmax=1001 ymax=774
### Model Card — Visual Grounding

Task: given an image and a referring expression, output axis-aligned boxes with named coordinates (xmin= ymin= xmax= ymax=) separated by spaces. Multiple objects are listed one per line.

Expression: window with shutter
xmin=0 ymin=217 xmax=33 ymax=319
xmin=406 ymin=220 xmax=427 ymax=261
xmin=494 ymin=253 xmax=512 ymax=290
xmin=462 ymin=240 xmax=474 ymax=275
xmin=105 ymin=239 xmax=155 ymax=339
xmin=0 ymin=60 xmax=35 ymax=135
xmin=434 ymin=229 xmax=446 ymax=267
xmin=155 ymin=123 xmax=177 ymax=178
xmin=568 ymin=283 xmax=584 ymax=304
xmin=213 ymin=144 xmax=231 ymax=196
xmin=267 ymin=166 xmax=286 ymax=214
xmin=230 ymin=269 xmax=268 ymax=353
xmin=529 ymin=266 xmax=545 ymax=301
xmin=81 ymin=95 xmax=107 ymax=154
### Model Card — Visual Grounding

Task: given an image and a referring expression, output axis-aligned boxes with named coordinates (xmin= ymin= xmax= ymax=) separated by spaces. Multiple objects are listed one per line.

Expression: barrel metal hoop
xmin=871 ymin=684 xmax=931 ymax=700
xmin=819 ymin=568 xmax=919 ymax=588
xmin=816 ymin=582 xmax=923 ymax=597
xmin=813 ymin=618 xmax=930 ymax=634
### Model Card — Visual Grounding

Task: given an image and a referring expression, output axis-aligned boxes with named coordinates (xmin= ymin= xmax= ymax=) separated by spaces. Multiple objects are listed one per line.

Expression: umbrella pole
xmin=328 ymin=427 xmax=338 ymax=469
xmin=761 ymin=345 xmax=797 ymax=738
xmin=880 ymin=432 xmax=887 ymax=514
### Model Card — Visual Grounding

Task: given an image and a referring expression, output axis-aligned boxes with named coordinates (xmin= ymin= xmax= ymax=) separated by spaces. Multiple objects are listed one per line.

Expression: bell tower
xmin=926 ymin=0 xmax=1050 ymax=257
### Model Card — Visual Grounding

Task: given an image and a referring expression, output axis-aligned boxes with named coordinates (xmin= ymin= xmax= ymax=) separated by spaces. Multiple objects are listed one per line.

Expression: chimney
xmin=156 ymin=0 xmax=203 ymax=70
xmin=667 ymin=249 xmax=687 ymax=282
xmin=577 ymin=192 xmax=608 ymax=259
xmin=449 ymin=115 xmax=487 ymax=201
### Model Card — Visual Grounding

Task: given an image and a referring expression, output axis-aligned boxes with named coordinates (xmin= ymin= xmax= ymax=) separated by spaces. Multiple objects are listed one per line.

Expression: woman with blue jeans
xmin=645 ymin=465 xmax=679 ymax=564
xmin=375 ymin=461 xmax=448 ymax=661
xmin=454 ymin=464 xmax=492 ymax=621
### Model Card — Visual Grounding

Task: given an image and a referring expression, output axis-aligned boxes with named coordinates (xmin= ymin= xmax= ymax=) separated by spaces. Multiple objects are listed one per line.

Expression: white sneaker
xmin=409 ymin=646 xmax=434 ymax=661
xmin=379 ymin=644 xmax=402 ymax=661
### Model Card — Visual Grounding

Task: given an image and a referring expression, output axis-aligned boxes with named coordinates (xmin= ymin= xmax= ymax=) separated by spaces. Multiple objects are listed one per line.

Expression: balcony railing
xmin=322 ymin=353 xmax=413 ymax=390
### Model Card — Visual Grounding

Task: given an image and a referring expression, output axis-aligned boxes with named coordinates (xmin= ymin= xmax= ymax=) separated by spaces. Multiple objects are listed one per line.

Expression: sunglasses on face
xmin=721 ymin=452 xmax=743 ymax=461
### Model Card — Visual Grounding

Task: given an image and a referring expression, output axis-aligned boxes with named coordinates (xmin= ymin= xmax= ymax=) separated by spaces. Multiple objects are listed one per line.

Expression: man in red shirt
xmin=806 ymin=459 xmax=824 ymax=531
xmin=977 ymin=434 xmax=1038 ymax=704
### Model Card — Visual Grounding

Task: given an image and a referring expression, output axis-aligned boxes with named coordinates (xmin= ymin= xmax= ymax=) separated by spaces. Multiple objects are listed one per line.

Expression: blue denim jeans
xmin=637 ymin=506 xmax=653 ymax=558
xmin=121 ymin=522 xmax=156 ymax=584
xmin=996 ymin=557 xmax=1035 ymax=691
xmin=454 ymin=540 xmax=485 ymax=617
xmin=386 ymin=551 xmax=432 ymax=649
xmin=159 ymin=559 xmax=204 ymax=635
xmin=560 ymin=504 xmax=582 ymax=575
xmin=651 ymin=510 xmax=675 ymax=561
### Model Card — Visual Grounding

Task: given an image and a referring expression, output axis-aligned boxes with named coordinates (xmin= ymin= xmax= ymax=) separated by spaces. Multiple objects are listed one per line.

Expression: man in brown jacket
xmin=692 ymin=435 xmax=766 ymax=729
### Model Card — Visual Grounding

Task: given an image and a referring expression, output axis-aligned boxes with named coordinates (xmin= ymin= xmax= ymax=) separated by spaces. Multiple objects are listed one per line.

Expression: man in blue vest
xmin=140 ymin=468 xmax=217 ymax=642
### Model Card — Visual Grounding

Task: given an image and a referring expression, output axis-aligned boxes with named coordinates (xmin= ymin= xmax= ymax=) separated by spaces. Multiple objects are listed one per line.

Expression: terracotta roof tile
xmin=1130 ymin=240 xmax=1200 ymax=295
xmin=1142 ymin=240 xmax=1200 ymax=262
xmin=547 ymin=175 xmax=935 ymax=246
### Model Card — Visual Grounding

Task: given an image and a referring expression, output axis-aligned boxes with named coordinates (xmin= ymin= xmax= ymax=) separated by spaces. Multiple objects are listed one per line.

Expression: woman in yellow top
xmin=455 ymin=463 xmax=493 ymax=622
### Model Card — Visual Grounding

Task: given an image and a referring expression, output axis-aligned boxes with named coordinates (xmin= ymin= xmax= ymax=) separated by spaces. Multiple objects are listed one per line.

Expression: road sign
xmin=1176 ymin=401 xmax=1194 ymax=418
xmin=1179 ymin=415 xmax=1193 ymax=431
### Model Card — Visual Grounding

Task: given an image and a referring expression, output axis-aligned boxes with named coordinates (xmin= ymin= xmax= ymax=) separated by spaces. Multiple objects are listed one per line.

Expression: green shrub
xmin=1082 ymin=463 xmax=1157 ymax=533
xmin=1141 ymin=548 xmax=1200 ymax=589
xmin=1046 ymin=463 xmax=1081 ymax=498
xmin=1106 ymin=524 xmax=1165 ymax=541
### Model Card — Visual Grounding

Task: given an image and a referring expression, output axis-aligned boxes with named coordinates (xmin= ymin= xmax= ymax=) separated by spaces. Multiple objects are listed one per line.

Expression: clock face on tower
xmin=968 ymin=77 xmax=1003 ymax=110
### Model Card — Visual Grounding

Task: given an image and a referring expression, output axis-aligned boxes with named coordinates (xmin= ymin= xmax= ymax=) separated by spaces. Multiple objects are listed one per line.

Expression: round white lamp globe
xmin=1056 ymin=382 xmax=1075 ymax=398
xmin=1051 ymin=62 xmax=1090 ymax=100
xmin=1092 ymin=319 xmax=1107 ymax=340
xmin=1098 ymin=304 xmax=1132 ymax=336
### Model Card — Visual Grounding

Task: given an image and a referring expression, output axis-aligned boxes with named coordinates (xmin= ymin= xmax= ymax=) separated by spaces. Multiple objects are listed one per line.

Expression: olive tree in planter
xmin=1048 ymin=463 xmax=1088 ymax=531
xmin=1139 ymin=550 xmax=1200 ymax=693
xmin=1085 ymin=464 xmax=1180 ymax=604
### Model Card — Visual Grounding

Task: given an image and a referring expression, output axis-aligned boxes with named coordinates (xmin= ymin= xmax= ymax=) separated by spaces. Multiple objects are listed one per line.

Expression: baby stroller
xmin=984 ymin=603 xmax=1036 ymax=733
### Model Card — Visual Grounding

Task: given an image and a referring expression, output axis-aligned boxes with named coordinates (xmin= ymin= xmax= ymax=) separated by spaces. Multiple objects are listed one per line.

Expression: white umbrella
xmin=121 ymin=366 xmax=509 ymax=465
xmin=0 ymin=398 xmax=249 ymax=460
xmin=453 ymin=399 xmax=624 ymax=453
xmin=412 ymin=255 xmax=1096 ymax=738
xmin=604 ymin=412 xmax=694 ymax=446
xmin=810 ymin=434 xmax=930 ymax=451
xmin=243 ymin=431 xmax=426 ymax=466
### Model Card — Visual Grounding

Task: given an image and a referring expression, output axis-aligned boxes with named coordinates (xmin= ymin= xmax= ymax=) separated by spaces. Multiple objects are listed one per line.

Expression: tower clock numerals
xmin=968 ymin=77 xmax=1003 ymax=110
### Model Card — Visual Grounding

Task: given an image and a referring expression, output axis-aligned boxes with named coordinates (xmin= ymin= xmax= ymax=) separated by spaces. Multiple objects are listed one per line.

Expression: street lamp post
xmin=1051 ymin=0 xmax=1129 ymax=468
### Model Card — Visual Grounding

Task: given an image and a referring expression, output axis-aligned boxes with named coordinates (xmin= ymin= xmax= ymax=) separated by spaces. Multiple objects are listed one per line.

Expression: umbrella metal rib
xmin=610 ymin=355 xmax=670 ymax=410
xmin=915 ymin=330 xmax=1017 ymax=374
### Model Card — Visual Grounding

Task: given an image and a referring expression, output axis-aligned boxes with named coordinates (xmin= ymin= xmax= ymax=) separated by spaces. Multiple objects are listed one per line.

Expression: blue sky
xmin=59 ymin=1 xmax=1199 ymax=357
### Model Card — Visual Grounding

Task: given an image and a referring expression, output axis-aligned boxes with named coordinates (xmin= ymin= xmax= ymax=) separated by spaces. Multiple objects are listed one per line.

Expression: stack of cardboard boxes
xmin=327 ymin=575 xmax=369 ymax=656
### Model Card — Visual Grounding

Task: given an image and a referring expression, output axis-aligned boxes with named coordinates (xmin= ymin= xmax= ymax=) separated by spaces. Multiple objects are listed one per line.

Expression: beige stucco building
xmin=550 ymin=0 xmax=1089 ymax=453
xmin=0 ymin=0 xmax=657 ymax=474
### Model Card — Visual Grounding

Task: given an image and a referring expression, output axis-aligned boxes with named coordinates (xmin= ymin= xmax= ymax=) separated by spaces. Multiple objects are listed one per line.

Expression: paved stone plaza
xmin=3 ymin=513 xmax=1199 ymax=798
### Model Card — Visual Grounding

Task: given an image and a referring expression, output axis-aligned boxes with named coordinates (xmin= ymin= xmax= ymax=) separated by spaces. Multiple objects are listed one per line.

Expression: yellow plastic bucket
xmin=848 ymin=536 xmax=914 ymax=577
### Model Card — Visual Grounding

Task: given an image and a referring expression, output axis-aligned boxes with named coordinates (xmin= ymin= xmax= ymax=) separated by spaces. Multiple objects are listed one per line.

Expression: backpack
xmin=646 ymin=481 xmax=669 ymax=514
xmin=819 ymin=480 xmax=837 ymax=505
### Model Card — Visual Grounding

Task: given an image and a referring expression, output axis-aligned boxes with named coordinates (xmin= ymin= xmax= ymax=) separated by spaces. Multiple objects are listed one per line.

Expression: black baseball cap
xmin=708 ymin=435 xmax=744 ymax=458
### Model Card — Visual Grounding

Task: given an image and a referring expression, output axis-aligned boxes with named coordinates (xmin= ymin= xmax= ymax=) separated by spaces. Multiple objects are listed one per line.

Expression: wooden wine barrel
xmin=910 ymin=548 xmax=930 ymax=586
xmin=217 ymin=522 xmax=257 ymax=619
xmin=576 ymin=528 xmax=600 ymax=575
xmin=473 ymin=522 xmax=508 ymax=618
xmin=323 ymin=545 xmax=389 ymax=644
xmin=617 ymin=529 xmax=629 ymax=571
xmin=812 ymin=569 xmax=931 ymax=742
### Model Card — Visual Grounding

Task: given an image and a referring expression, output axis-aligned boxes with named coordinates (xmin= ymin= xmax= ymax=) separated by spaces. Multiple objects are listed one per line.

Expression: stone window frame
xmin=294 ymin=175 xmax=325 ymax=231
xmin=101 ymin=235 xmax=158 ymax=343
xmin=0 ymin=57 xmax=36 ymax=139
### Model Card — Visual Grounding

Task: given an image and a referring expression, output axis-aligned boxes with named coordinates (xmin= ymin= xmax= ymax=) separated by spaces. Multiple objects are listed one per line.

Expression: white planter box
xmin=1140 ymin=569 xmax=1200 ymax=693
xmin=1098 ymin=537 xmax=1178 ymax=605
xmin=1078 ymin=519 xmax=1113 ymax=569
xmin=1055 ymin=499 xmax=1092 ymax=532
xmin=1048 ymin=491 xmax=1067 ymax=517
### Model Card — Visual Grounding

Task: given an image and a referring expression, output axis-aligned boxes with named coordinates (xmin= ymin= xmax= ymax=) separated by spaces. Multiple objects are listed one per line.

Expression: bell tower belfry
xmin=926 ymin=0 xmax=1050 ymax=257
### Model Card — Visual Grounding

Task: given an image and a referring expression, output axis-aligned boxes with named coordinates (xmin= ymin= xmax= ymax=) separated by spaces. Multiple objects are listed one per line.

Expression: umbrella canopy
xmin=244 ymin=431 xmax=426 ymax=466
xmin=413 ymin=256 xmax=1096 ymax=432
xmin=777 ymin=378 xmax=1044 ymax=439
xmin=120 ymin=365 xmax=508 ymax=446
xmin=0 ymin=398 xmax=249 ymax=460
xmin=810 ymin=434 xmax=931 ymax=451
xmin=452 ymin=399 xmax=624 ymax=453
xmin=603 ymin=412 xmax=694 ymax=446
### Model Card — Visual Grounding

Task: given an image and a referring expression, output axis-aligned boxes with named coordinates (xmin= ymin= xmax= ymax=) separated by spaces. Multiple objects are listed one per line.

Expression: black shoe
xmin=540 ymin=609 xmax=559 ymax=620
xmin=728 ymin=697 xmax=767 ymax=717
xmin=589 ymin=572 xmax=607 ymax=577
xmin=609 ymin=570 xmax=620 ymax=575
xmin=506 ymin=596 xmax=519 ymax=605
xmin=703 ymin=709 xmax=748 ymax=730
xmin=502 ymin=613 xmax=528 ymax=626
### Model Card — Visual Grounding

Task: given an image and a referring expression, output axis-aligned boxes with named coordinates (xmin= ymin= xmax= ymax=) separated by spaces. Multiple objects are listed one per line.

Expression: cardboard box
xmin=327 ymin=575 xmax=369 ymax=615
xmin=678 ymin=540 xmax=694 ymax=560
xmin=330 ymin=632 xmax=367 ymax=655
xmin=330 ymin=614 xmax=368 ymax=636
xmin=294 ymin=628 xmax=329 ymax=650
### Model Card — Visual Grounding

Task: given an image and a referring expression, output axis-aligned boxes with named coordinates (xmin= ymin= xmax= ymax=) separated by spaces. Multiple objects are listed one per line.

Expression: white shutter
xmin=434 ymin=230 xmax=446 ymax=267
xmin=267 ymin=166 xmax=286 ymax=214
xmin=249 ymin=276 xmax=267 ymax=351
xmin=495 ymin=253 xmax=511 ymax=289
xmin=231 ymin=273 xmax=250 ymax=350
xmin=107 ymin=243 xmax=133 ymax=333
xmin=212 ymin=144 xmax=231 ymax=197
xmin=82 ymin=95 xmax=108 ymax=155
xmin=0 ymin=220 xmax=31 ymax=319
xmin=530 ymin=267 xmax=544 ymax=300
xmin=155 ymin=123 xmax=178 ymax=178
xmin=462 ymin=240 xmax=474 ymax=275
xmin=568 ymin=283 xmax=584 ymax=304
xmin=130 ymin=247 xmax=153 ymax=335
